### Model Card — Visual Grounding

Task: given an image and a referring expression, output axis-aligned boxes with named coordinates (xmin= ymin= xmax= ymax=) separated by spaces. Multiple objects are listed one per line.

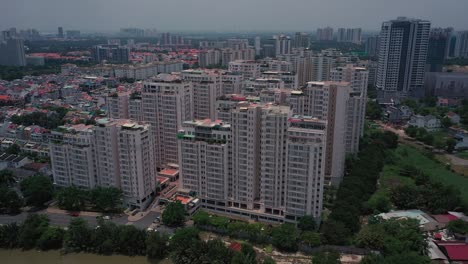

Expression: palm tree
xmin=0 ymin=169 xmax=16 ymax=186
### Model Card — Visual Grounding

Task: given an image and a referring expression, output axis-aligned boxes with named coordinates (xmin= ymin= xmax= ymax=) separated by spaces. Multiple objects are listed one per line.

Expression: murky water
xmin=0 ymin=249 xmax=172 ymax=264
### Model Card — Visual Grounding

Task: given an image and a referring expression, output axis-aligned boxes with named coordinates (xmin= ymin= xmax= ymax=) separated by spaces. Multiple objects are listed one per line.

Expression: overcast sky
xmin=1 ymin=0 xmax=468 ymax=32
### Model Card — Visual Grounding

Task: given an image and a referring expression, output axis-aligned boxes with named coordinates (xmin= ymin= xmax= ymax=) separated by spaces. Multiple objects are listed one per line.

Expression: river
xmin=0 ymin=249 xmax=173 ymax=264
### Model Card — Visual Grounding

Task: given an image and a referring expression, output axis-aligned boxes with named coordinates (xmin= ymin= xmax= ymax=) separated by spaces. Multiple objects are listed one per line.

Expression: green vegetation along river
xmin=0 ymin=249 xmax=173 ymax=264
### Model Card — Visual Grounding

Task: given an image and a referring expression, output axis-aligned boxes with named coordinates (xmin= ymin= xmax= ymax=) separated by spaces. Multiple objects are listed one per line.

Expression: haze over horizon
xmin=2 ymin=0 xmax=468 ymax=32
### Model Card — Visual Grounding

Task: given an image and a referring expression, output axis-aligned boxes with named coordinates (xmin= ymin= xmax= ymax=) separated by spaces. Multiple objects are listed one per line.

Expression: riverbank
xmin=0 ymin=249 xmax=174 ymax=264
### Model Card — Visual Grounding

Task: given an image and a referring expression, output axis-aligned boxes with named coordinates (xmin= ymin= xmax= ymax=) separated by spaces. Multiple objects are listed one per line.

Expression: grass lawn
xmin=373 ymin=144 xmax=468 ymax=204
xmin=456 ymin=151 xmax=468 ymax=160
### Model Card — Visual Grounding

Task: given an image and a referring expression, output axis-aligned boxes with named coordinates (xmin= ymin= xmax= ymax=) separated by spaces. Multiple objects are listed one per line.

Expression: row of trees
xmin=0 ymin=214 xmax=277 ymax=263
xmin=404 ymin=126 xmax=456 ymax=152
xmin=56 ymin=186 xmax=123 ymax=213
xmin=193 ymin=210 xmax=320 ymax=252
xmin=320 ymin=131 xmax=398 ymax=245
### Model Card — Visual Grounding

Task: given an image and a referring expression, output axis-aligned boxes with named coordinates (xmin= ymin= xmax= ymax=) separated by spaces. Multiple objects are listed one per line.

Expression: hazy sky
xmin=2 ymin=0 xmax=468 ymax=32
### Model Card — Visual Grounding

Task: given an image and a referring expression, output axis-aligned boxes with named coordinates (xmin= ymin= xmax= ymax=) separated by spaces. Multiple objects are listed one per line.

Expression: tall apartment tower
xmin=49 ymin=125 xmax=96 ymax=188
xmin=228 ymin=60 xmax=261 ymax=79
xmin=285 ymin=117 xmax=327 ymax=218
xmin=142 ymin=74 xmax=193 ymax=168
xmin=129 ymin=93 xmax=144 ymax=122
xmin=118 ymin=122 xmax=155 ymax=209
xmin=178 ymin=105 xmax=327 ymax=223
xmin=273 ymin=35 xmax=292 ymax=56
xmin=94 ymin=119 xmax=122 ymax=188
xmin=376 ymin=17 xmax=430 ymax=101
xmin=106 ymin=91 xmax=130 ymax=119
xmin=365 ymin=35 xmax=380 ymax=57
xmin=427 ymin=28 xmax=453 ymax=72
xmin=255 ymin=36 xmax=261 ymax=56
xmin=290 ymin=82 xmax=351 ymax=185
xmin=331 ymin=65 xmax=369 ymax=154
xmin=178 ymin=120 xmax=231 ymax=202
xmin=294 ymin=32 xmax=310 ymax=48
xmin=337 ymin=28 xmax=346 ymax=42
xmin=316 ymin=27 xmax=334 ymax=41
xmin=50 ymin=120 xmax=156 ymax=209
xmin=454 ymin=31 xmax=468 ymax=58
xmin=181 ymin=70 xmax=222 ymax=120
xmin=58 ymin=27 xmax=64 ymax=38
xmin=0 ymin=35 xmax=26 ymax=66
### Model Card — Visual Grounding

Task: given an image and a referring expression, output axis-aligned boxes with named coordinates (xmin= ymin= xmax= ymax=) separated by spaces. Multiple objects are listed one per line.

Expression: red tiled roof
xmin=229 ymin=242 xmax=242 ymax=252
xmin=444 ymin=245 xmax=468 ymax=260
xmin=432 ymin=214 xmax=459 ymax=224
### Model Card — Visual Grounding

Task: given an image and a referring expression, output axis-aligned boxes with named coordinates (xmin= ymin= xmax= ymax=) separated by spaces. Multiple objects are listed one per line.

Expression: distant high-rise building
xmin=294 ymin=32 xmax=309 ymax=48
xmin=120 ymin=28 xmax=145 ymax=37
xmin=377 ymin=17 xmax=430 ymax=101
xmin=316 ymin=27 xmax=334 ymax=41
xmin=273 ymin=35 xmax=291 ymax=56
xmin=337 ymin=28 xmax=362 ymax=44
xmin=92 ymin=44 xmax=130 ymax=63
xmin=228 ymin=60 xmax=261 ymax=79
xmin=255 ymin=36 xmax=261 ymax=56
xmin=0 ymin=34 xmax=26 ymax=66
xmin=58 ymin=27 xmax=64 ymax=38
xmin=427 ymin=28 xmax=453 ymax=72
xmin=365 ymin=35 xmax=380 ymax=57
xmin=454 ymin=31 xmax=468 ymax=59
xmin=66 ymin=30 xmax=81 ymax=39
xmin=106 ymin=91 xmax=130 ymax=119
xmin=261 ymin=44 xmax=276 ymax=58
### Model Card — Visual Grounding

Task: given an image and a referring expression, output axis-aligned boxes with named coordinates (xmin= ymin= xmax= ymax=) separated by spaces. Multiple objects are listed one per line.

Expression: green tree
xmin=312 ymin=250 xmax=341 ymax=264
xmin=56 ymin=186 xmax=87 ymax=211
xmin=36 ymin=226 xmax=65 ymax=250
xmin=447 ymin=219 xmax=468 ymax=235
xmin=320 ymin=220 xmax=351 ymax=245
xmin=64 ymin=218 xmax=94 ymax=251
xmin=355 ymin=225 xmax=385 ymax=250
xmin=192 ymin=210 xmax=210 ymax=226
xmin=262 ymin=257 xmax=276 ymax=264
xmin=146 ymin=231 xmax=169 ymax=259
xmin=298 ymin=215 xmax=316 ymax=232
xmin=0 ymin=169 xmax=15 ymax=186
xmin=205 ymin=239 xmax=234 ymax=263
xmin=0 ymin=186 xmax=23 ymax=214
xmin=5 ymin=144 xmax=21 ymax=155
xmin=446 ymin=138 xmax=457 ymax=153
xmin=271 ymin=224 xmax=299 ymax=252
xmin=300 ymin=231 xmax=321 ymax=247
xmin=0 ymin=223 xmax=20 ymax=248
xmin=390 ymin=185 xmax=420 ymax=209
xmin=366 ymin=101 xmax=382 ymax=120
xmin=20 ymin=175 xmax=54 ymax=207
xmin=18 ymin=214 xmax=50 ymax=249
xmin=441 ymin=117 xmax=452 ymax=128
xmin=162 ymin=201 xmax=186 ymax=227
xmin=115 ymin=225 xmax=147 ymax=256
xmin=90 ymin=187 xmax=123 ymax=212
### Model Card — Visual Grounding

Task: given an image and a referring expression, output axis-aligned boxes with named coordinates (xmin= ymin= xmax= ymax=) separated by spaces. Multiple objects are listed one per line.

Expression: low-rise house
xmin=437 ymin=97 xmax=461 ymax=107
xmin=446 ymin=112 xmax=461 ymax=125
xmin=0 ymin=153 xmax=30 ymax=169
xmin=384 ymin=105 xmax=414 ymax=123
xmin=378 ymin=209 xmax=440 ymax=231
xmin=407 ymin=115 xmax=441 ymax=131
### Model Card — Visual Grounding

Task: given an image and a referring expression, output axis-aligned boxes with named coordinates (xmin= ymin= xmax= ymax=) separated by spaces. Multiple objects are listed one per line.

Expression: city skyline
xmin=2 ymin=0 xmax=468 ymax=32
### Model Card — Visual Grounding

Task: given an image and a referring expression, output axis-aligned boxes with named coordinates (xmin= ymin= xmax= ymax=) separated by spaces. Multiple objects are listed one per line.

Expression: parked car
xmin=69 ymin=211 xmax=80 ymax=217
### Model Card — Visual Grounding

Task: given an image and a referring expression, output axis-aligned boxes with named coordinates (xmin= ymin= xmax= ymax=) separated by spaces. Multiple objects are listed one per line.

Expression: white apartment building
xmin=316 ymin=27 xmax=334 ymax=41
xmin=142 ymin=74 xmax=193 ymax=168
xmin=50 ymin=120 xmax=156 ymax=209
xmin=454 ymin=31 xmax=468 ymax=58
xmin=178 ymin=104 xmax=327 ymax=223
xmin=129 ymin=94 xmax=144 ymax=122
xmin=228 ymin=60 xmax=261 ymax=79
xmin=94 ymin=119 xmax=122 ymax=187
xmin=118 ymin=122 xmax=155 ymax=209
xmin=331 ymin=65 xmax=369 ymax=154
xmin=273 ymin=35 xmax=292 ymax=56
xmin=221 ymin=71 xmax=244 ymax=95
xmin=285 ymin=117 xmax=326 ymax=218
xmin=243 ymin=78 xmax=285 ymax=96
xmin=106 ymin=91 xmax=130 ymax=119
xmin=113 ymin=61 xmax=184 ymax=80
xmin=181 ymin=69 xmax=222 ymax=120
xmin=260 ymin=59 xmax=294 ymax=72
xmin=215 ymin=94 xmax=248 ymax=123
xmin=50 ymin=124 xmax=96 ymax=188
xmin=290 ymin=82 xmax=351 ymax=185
xmin=377 ymin=17 xmax=430 ymax=101
xmin=261 ymin=71 xmax=298 ymax=89
xmin=178 ymin=119 xmax=230 ymax=202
